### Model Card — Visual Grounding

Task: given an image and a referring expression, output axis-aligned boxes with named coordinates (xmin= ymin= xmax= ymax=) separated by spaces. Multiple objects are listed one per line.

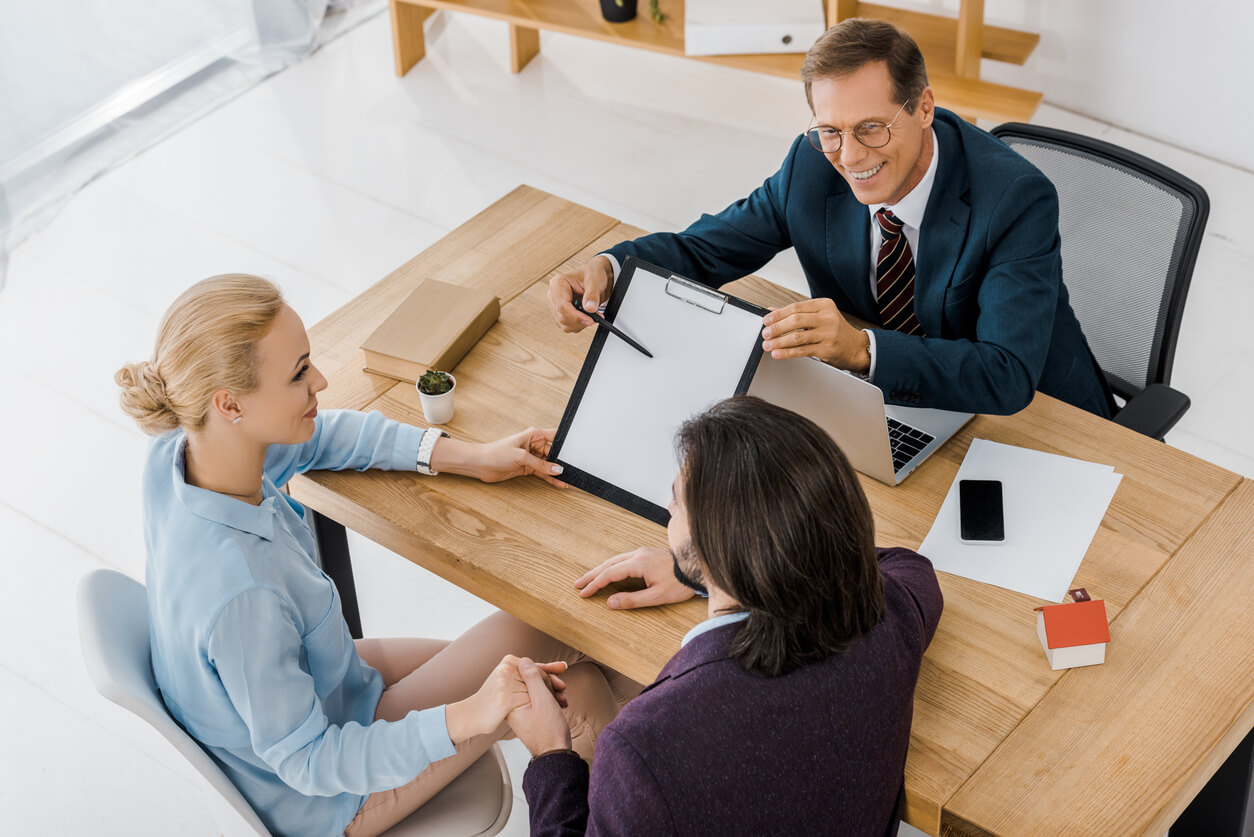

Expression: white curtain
xmin=0 ymin=0 xmax=381 ymax=290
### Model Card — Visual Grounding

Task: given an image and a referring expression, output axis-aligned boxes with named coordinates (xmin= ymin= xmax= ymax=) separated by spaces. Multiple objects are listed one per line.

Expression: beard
xmin=670 ymin=539 xmax=709 ymax=597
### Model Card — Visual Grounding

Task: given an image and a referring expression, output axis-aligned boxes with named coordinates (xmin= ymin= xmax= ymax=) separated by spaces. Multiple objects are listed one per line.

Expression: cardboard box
xmin=361 ymin=279 xmax=500 ymax=384
xmin=685 ymin=0 xmax=826 ymax=57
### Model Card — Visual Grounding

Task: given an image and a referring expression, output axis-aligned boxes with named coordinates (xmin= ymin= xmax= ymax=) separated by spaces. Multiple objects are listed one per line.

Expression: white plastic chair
xmin=77 ymin=569 xmax=512 ymax=837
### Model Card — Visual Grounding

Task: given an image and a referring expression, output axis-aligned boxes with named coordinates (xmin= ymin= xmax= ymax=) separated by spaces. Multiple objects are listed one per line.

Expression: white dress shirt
xmin=863 ymin=128 xmax=940 ymax=378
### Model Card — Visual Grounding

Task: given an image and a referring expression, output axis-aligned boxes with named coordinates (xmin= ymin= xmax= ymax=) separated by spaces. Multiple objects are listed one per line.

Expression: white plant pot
xmin=417 ymin=374 xmax=456 ymax=424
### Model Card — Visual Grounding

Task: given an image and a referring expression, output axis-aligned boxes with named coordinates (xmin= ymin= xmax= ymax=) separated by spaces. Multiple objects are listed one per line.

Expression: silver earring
xmin=232 ymin=416 xmax=243 ymax=425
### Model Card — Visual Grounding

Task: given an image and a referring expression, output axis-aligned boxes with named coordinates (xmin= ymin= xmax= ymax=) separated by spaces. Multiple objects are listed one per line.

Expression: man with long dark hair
xmin=508 ymin=396 xmax=943 ymax=835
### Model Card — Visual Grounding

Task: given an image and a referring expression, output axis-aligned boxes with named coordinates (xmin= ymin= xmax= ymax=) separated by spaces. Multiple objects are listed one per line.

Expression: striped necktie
xmin=875 ymin=208 xmax=923 ymax=336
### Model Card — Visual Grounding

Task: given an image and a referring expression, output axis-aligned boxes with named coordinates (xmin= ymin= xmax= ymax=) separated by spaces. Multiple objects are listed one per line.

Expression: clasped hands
xmin=446 ymin=655 xmax=573 ymax=755
xmin=547 ymin=257 xmax=871 ymax=374
xmin=446 ymin=545 xmax=709 ymax=757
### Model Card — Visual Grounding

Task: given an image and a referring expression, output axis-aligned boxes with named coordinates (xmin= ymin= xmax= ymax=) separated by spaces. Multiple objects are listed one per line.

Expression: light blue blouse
xmin=143 ymin=410 xmax=457 ymax=837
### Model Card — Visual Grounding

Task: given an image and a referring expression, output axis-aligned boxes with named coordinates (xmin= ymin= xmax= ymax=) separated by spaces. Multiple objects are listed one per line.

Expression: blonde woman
xmin=116 ymin=275 xmax=636 ymax=837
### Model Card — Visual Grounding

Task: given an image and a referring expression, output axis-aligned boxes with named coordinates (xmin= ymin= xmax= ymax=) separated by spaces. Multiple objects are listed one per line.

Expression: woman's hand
xmin=428 ymin=427 xmax=567 ymax=487
xmin=445 ymin=656 xmax=569 ymax=742
xmin=507 ymin=658 xmax=575 ymax=756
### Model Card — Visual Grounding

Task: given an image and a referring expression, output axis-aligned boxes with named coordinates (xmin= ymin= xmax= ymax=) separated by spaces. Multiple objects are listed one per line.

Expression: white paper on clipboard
xmin=552 ymin=257 xmax=767 ymax=523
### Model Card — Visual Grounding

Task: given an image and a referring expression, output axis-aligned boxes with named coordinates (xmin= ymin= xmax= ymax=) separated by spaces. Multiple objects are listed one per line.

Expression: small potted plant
xmin=600 ymin=0 xmax=662 ymax=24
xmin=417 ymin=369 xmax=456 ymax=425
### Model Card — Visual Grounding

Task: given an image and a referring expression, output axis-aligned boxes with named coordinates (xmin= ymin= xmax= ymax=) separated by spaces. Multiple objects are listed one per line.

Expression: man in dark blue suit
xmin=547 ymin=19 xmax=1113 ymax=418
xmin=508 ymin=396 xmax=944 ymax=835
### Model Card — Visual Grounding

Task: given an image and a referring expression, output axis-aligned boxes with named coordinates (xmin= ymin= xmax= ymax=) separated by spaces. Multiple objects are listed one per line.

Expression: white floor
xmin=1 ymin=10 xmax=1250 ymax=836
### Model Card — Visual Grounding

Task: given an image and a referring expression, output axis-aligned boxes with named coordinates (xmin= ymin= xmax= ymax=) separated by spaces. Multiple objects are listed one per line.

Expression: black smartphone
xmin=959 ymin=479 xmax=1005 ymax=544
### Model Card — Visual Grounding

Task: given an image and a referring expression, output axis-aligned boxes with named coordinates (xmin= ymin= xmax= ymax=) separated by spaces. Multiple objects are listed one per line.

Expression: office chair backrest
xmin=78 ymin=569 xmax=514 ymax=837
xmin=77 ymin=569 xmax=271 ymax=836
xmin=990 ymin=123 xmax=1209 ymax=401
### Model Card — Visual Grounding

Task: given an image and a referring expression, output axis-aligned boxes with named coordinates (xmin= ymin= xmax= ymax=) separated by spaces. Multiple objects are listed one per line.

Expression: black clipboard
xmin=549 ymin=256 xmax=768 ymax=525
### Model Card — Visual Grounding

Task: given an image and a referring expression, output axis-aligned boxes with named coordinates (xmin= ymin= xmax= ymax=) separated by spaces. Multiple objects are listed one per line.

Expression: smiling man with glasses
xmin=547 ymin=18 xmax=1114 ymax=420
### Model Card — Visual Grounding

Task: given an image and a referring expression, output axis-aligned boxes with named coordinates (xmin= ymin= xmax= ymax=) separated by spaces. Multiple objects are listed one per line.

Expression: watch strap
xmin=416 ymin=427 xmax=450 ymax=475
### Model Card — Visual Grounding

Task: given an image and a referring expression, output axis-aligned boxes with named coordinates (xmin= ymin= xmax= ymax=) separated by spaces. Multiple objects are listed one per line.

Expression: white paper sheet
xmin=557 ymin=267 xmax=765 ymax=513
xmin=918 ymin=438 xmax=1122 ymax=602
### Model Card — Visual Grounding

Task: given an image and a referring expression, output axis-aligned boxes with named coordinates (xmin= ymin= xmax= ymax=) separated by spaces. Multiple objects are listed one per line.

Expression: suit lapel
xmin=917 ymin=118 xmax=971 ymax=337
xmin=825 ymin=193 xmax=876 ymax=318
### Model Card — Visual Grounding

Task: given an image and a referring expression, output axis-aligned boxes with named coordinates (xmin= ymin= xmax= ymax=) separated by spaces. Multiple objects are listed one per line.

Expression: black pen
xmin=574 ymin=296 xmax=653 ymax=359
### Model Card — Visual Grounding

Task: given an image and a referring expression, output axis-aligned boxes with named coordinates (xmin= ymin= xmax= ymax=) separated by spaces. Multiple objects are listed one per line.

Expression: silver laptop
xmin=747 ymin=353 xmax=973 ymax=485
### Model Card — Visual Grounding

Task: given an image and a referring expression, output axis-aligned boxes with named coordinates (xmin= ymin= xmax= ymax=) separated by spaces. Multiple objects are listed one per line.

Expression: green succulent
xmin=614 ymin=0 xmax=663 ymax=23
xmin=417 ymin=369 xmax=454 ymax=395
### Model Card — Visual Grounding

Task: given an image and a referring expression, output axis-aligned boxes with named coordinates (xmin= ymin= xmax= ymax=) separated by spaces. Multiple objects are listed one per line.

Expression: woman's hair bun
xmin=115 ymin=361 xmax=180 ymax=435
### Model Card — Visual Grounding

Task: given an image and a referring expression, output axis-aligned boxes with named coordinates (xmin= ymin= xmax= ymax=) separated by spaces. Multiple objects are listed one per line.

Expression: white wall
xmin=889 ymin=0 xmax=1254 ymax=171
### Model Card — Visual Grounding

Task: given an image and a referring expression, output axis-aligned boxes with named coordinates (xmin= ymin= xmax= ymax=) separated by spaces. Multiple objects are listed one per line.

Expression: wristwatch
xmin=529 ymin=747 xmax=579 ymax=764
xmin=416 ymin=427 xmax=450 ymax=476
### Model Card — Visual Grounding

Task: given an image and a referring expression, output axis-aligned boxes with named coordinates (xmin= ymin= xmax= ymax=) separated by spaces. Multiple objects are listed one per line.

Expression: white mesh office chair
xmin=77 ymin=569 xmax=512 ymax=837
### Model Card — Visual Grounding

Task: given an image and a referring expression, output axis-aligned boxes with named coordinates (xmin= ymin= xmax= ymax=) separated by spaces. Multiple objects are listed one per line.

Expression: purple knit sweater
xmin=523 ymin=547 xmax=943 ymax=836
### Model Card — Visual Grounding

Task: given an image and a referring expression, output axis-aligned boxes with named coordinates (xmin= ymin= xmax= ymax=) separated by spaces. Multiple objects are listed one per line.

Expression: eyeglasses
xmin=805 ymin=99 xmax=912 ymax=155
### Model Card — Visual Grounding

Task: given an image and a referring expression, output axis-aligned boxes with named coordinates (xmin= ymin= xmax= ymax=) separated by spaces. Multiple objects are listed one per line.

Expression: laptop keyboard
xmin=886 ymin=418 xmax=936 ymax=474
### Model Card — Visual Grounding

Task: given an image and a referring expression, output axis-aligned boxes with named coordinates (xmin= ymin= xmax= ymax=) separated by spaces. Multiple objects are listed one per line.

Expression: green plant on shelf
xmin=615 ymin=0 xmax=663 ymax=23
xmin=417 ymin=369 xmax=454 ymax=395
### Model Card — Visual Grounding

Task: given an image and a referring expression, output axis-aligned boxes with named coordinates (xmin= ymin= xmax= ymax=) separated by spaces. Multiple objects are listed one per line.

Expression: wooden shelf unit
xmin=389 ymin=0 xmax=1042 ymax=123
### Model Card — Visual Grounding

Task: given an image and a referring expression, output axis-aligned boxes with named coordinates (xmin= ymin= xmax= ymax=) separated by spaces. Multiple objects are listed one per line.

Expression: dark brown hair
xmin=801 ymin=18 xmax=929 ymax=113
xmin=676 ymin=395 xmax=884 ymax=676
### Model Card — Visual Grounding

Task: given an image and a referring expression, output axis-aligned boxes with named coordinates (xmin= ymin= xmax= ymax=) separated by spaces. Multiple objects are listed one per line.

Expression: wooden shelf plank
xmin=859 ymin=2 xmax=1038 ymax=66
xmin=929 ymin=75 xmax=1041 ymax=124
xmin=390 ymin=1 xmax=434 ymax=76
xmin=509 ymin=22 xmax=541 ymax=71
xmin=406 ymin=0 xmax=686 ymax=51
xmin=396 ymin=0 xmax=1041 ymax=122
xmin=954 ymin=0 xmax=985 ymax=77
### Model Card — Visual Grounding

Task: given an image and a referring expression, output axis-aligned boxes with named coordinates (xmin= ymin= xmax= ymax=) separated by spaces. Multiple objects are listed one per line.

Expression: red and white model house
xmin=1034 ymin=598 xmax=1110 ymax=670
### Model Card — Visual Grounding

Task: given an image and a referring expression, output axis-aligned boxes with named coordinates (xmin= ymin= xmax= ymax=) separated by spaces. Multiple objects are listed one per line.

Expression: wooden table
xmin=290 ymin=186 xmax=1254 ymax=836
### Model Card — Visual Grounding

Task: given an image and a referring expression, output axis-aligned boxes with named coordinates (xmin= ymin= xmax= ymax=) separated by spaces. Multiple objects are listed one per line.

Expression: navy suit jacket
xmin=522 ymin=548 xmax=944 ymax=836
xmin=606 ymin=109 xmax=1112 ymax=417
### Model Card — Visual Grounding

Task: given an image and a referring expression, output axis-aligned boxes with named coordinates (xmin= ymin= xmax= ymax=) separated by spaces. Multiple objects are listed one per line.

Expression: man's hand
xmin=446 ymin=656 xmax=569 ymax=742
xmin=761 ymin=298 xmax=871 ymax=374
xmin=574 ymin=546 xmax=696 ymax=610
xmin=548 ymin=256 xmax=614 ymax=333
xmin=507 ymin=658 xmax=574 ymax=756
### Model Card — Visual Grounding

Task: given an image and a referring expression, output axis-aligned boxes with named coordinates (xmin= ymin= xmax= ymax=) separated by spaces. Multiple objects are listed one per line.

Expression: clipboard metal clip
xmin=665 ymin=275 xmax=726 ymax=315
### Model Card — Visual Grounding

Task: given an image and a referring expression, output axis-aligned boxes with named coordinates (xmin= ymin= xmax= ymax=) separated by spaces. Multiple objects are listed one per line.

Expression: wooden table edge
xmin=939 ymin=477 xmax=1254 ymax=836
